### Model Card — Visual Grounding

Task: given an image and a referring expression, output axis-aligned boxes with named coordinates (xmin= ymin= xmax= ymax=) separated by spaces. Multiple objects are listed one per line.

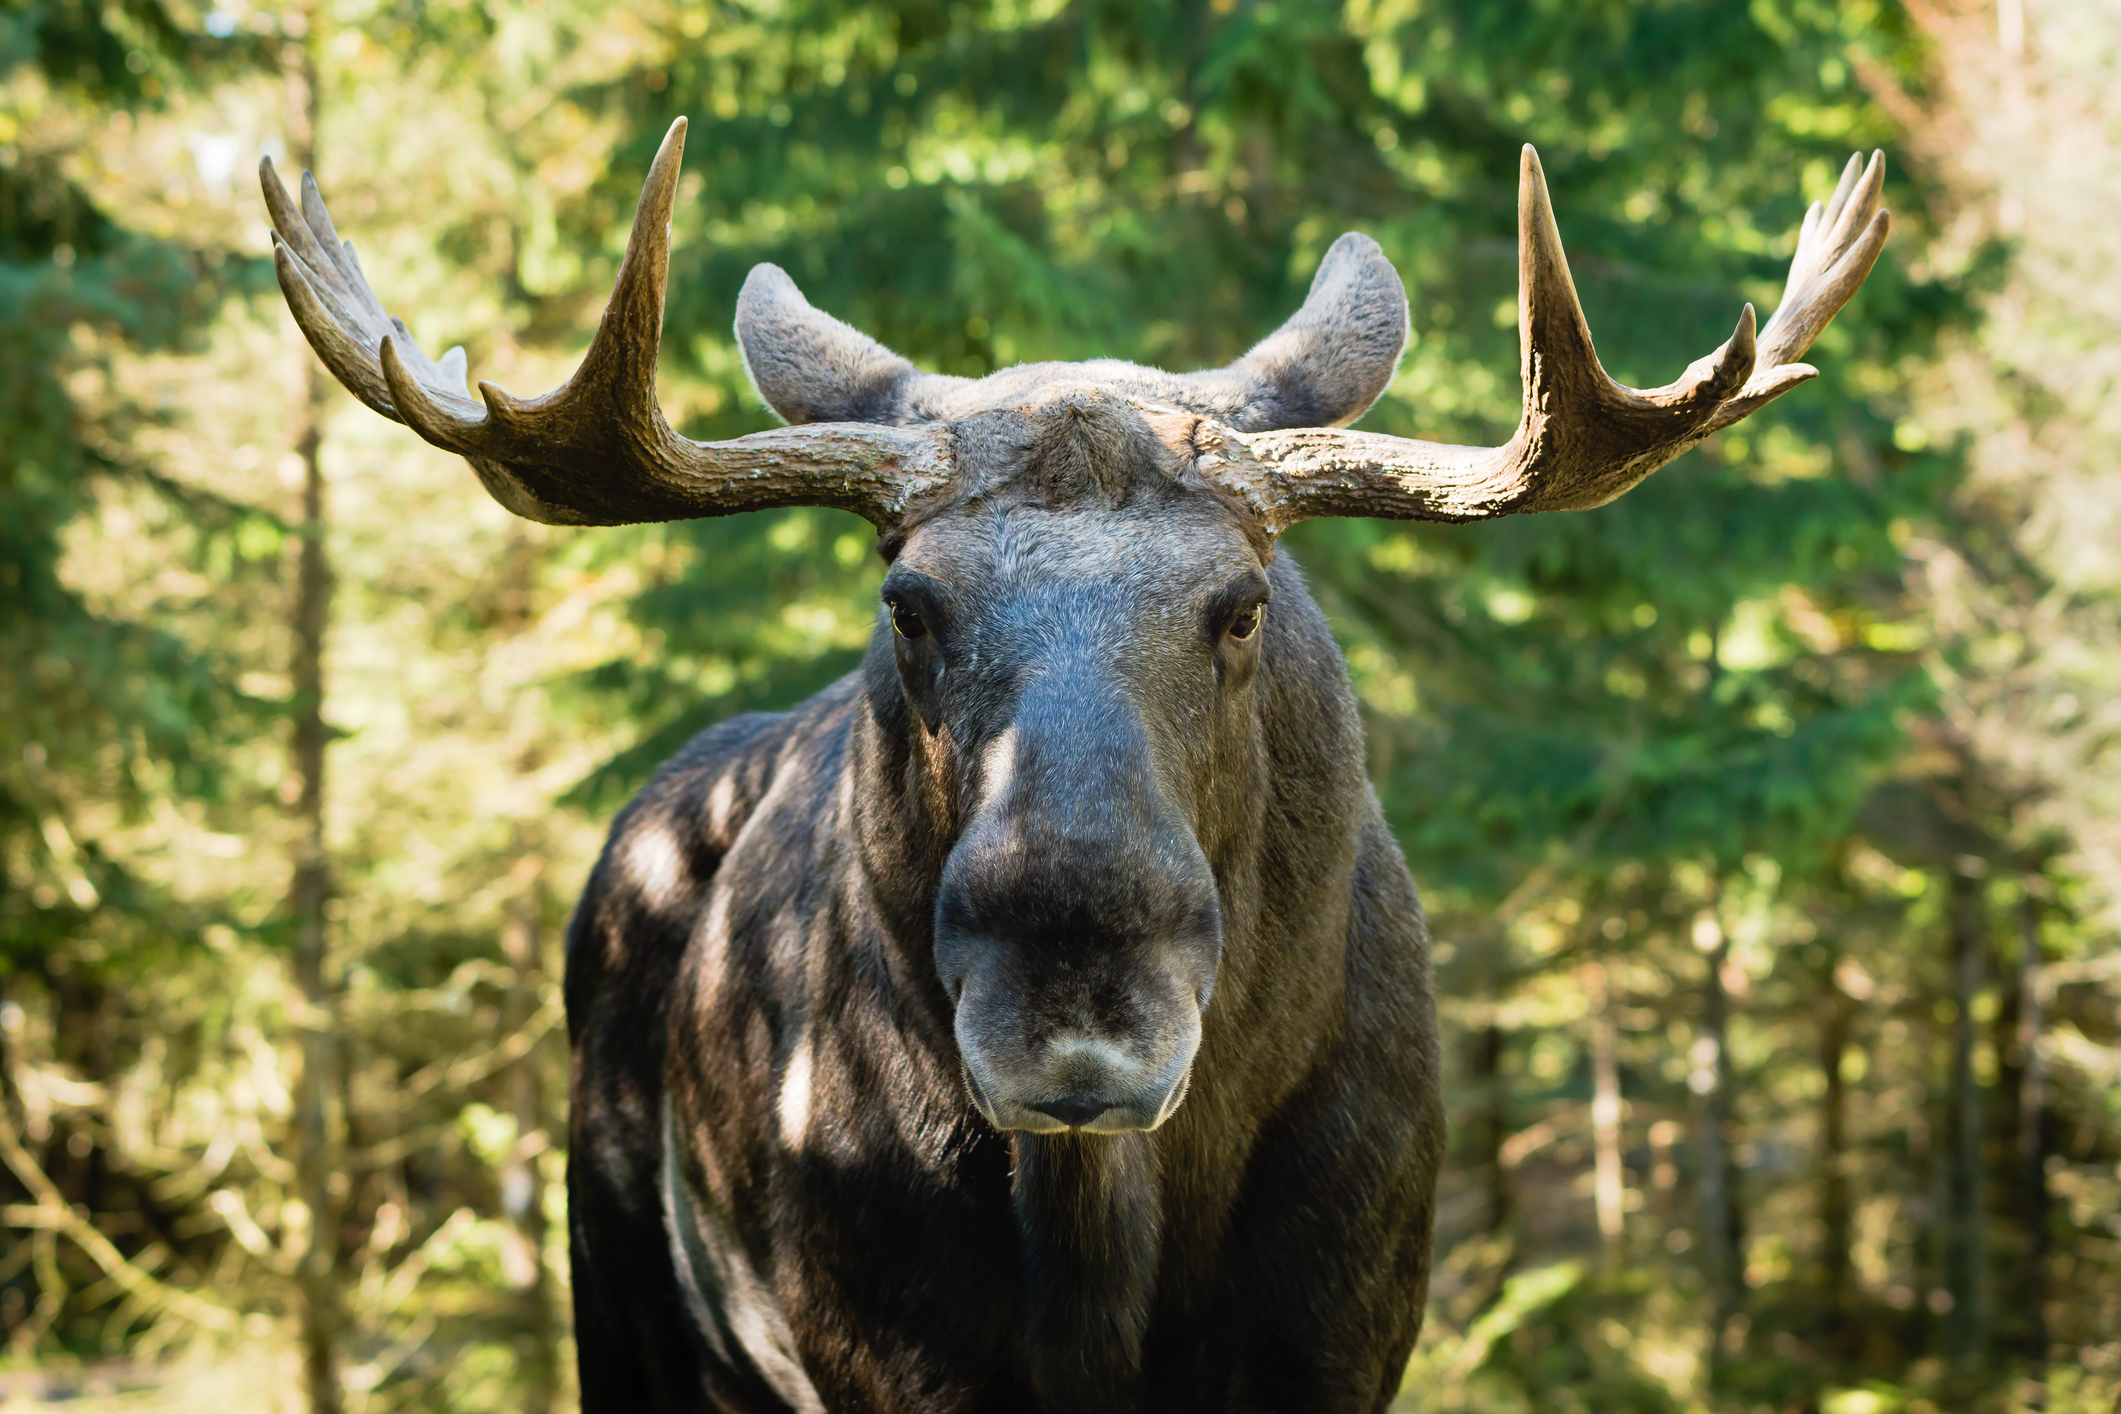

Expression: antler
xmin=262 ymin=118 xmax=953 ymax=528
xmin=1201 ymin=147 xmax=1890 ymax=531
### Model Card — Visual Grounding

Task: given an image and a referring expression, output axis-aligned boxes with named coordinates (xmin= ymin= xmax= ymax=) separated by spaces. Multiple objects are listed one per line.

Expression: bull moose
xmin=261 ymin=121 xmax=1887 ymax=1412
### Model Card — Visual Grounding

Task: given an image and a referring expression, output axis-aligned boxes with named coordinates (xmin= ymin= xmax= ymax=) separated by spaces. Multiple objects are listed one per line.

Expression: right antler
xmin=1200 ymin=147 xmax=1890 ymax=531
xmin=263 ymin=118 xmax=953 ymax=528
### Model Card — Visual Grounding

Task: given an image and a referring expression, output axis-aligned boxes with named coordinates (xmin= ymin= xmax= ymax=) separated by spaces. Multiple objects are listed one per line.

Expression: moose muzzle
xmin=932 ymin=685 xmax=1223 ymax=1135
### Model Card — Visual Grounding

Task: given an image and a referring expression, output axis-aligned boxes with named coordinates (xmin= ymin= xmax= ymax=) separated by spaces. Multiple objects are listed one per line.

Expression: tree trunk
xmin=1944 ymin=867 xmax=1989 ymax=1370
xmin=500 ymin=857 xmax=558 ymax=1414
xmin=2013 ymin=889 xmax=2047 ymax=1363
xmin=1692 ymin=909 xmax=1743 ymax=1360
xmin=1469 ymin=1019 xmax=1509 ymax=1233
xmin=289 ymin=377 xmax=342 ymax=1414
xmin=285 ymin=18 xmax=343 ymax=1413
xmin=1819 ymin=947 xmax=1853 ymax=1341
xmin=1586 ymin=959 xmax=1624 ymax=1269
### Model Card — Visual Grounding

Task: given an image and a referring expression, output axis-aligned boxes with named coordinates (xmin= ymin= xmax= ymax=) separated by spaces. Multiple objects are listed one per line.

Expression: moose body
xmin=566 ymin=546 xmax=1441 ymax=1412
xmin=263 ymin=115 xmax=1886 ymax=1413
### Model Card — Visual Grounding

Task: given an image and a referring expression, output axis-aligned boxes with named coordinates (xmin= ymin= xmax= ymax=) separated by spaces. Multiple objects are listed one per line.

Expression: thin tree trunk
xmin=1586 ymin=959 xmax=1624 ymax=1268
xmin=1819 ymin=946 xmax=1854 ymax=1352
xmin=1470 ymin=1019 xmax=1509 ymax=1233
xmin=500 ymin=856 xmax=558 ymax=1414
xmin=1944 ymin=867 xmax=1989 ymax=1370
xmin=1693 ymin=908 xmax=1742 ymax=1359
xmin=2014 ymin=889 xmax=2047 ymax=1363
xmin=1919 ymin=1066 xmax=1948 ymax=1326
xmin=285 ymin=17 xmax=342 ymax=1412
xmin=289 ymin=378 xmax=342 ymax=1414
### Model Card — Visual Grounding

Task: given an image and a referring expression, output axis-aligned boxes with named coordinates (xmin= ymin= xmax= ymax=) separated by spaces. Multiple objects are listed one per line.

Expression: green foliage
xmin=0 ymin=0 xmax=263 ymax=980
xmin=3 ymin=0 xmax=2117 ymax=1409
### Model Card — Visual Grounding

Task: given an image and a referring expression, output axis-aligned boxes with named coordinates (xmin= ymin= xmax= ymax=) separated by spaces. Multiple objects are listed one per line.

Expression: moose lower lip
xmin=1000 ymin=1105 xmax=1146 ymax=1134
xmin=1153 ymin=1062 xmax=1194 ymax=1126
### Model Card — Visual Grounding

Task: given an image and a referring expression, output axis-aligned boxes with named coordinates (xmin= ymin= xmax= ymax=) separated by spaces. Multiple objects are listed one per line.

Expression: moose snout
xmin=933 ymin=820 xmax=1222 ymax=1135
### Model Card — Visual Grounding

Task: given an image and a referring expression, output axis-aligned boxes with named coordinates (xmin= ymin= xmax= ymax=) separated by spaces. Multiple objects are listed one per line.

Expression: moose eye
xmin=1228 ymin=603 xmax=1265 ymax=642
xmin=888 ymin=599 xmax=928 ymax=641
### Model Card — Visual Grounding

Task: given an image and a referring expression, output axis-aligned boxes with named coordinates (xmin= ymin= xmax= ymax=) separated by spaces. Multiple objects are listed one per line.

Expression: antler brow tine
xmin=263 ymin=117 xmax=954 ymax=529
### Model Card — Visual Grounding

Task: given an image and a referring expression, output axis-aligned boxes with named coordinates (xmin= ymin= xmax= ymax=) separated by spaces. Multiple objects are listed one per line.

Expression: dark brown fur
xmin=566 ymin=385 xmax=1445 ymax=1413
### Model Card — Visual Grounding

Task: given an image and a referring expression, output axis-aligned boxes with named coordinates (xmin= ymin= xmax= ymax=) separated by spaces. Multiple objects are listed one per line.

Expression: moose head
xmin=263 ymin=119 xmax=1887 ymax=1138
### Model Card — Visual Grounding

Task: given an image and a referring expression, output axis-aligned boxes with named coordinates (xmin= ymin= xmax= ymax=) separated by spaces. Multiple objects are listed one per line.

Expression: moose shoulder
xmin=263 ymin=121 xmax=1887 ymax=1413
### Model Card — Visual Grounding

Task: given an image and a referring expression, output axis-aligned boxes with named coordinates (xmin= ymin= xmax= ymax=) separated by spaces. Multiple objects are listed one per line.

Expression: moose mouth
xmin=953 ymin=979 xmax=1206 ymax=1136
xmin=961 ymin=1052 xmax=1197 ymax=1135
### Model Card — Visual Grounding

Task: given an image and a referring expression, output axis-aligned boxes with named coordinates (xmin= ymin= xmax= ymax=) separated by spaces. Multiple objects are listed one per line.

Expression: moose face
xmin=882 ymin=395 xmax=1271 ymax=1133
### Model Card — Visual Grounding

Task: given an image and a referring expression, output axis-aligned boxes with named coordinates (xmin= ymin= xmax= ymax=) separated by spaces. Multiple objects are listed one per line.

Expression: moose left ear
xmin=735 ymin=264 xmax=928 ymax=426
xmin=1183 ymin=232 xmax=1409 ymax=432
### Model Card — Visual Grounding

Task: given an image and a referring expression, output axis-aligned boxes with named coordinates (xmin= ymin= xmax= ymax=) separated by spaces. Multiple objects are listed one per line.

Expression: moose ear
xmin=1189 ymin=233 xmax=1409 ymax=431
xmin=735 ymin=264 xmax=925 ymax=425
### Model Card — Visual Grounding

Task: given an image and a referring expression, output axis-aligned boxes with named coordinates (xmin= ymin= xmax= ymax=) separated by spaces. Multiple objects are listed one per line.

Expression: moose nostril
xmin=1035 ymin=1096 xmax=1108 ymax=1128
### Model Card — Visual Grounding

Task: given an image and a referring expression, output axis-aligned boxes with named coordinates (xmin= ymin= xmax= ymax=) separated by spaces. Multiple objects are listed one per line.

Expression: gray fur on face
xmin=732 ymin=232 xmax=1409 ymax=433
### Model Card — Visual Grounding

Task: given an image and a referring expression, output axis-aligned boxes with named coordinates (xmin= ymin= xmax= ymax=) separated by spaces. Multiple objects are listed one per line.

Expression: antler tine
xmin=1754 ymin=150 xmax=1888 ymax=372
xmin=1699 ymin=152 xmax=1889 ymax=436
xmin=1785 ymin=153 xmax=1864 ymax=307
xmin=264 ymin=118 xmax=955 ymax=529
xmin=266 ymin=164 xmax=394 ymax=417
xmin=1199 ymin=147 xmax=1888 ymax=530
xmin=266 ymin=155 xmax=480 ymax=427
xmin=382 ymin=116 xmax=691 ymax=457
xmin=1515 ymin=146 xmax=1752 ymax=413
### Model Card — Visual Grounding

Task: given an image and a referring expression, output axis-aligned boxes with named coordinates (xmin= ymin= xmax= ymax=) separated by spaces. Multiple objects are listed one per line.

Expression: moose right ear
xmin=735 ymin=264 xmax=926 ymax=426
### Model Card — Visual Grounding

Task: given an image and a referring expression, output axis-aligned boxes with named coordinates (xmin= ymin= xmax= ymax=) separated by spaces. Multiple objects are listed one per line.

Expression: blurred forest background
xmin=2 ymin=0 xmax=2117 ymax=1410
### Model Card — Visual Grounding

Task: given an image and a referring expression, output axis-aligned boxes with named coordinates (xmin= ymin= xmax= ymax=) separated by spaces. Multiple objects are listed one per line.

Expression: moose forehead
xmin=889 ymin=388 xmax=1267 ymax=605
xmin=893 ymin=501 xmax=1264 ymax=608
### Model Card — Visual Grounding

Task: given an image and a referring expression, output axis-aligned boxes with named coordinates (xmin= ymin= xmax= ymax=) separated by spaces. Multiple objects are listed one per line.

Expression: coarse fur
xmin=566 ymin=258 xmax=1444 ymax=1413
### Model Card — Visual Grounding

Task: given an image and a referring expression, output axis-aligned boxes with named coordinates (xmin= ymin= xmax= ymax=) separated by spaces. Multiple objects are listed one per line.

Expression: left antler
xmin=1202 ymin=147 xmax=1889 ymax=531
xmin=262 ymin=117 xmax=954 ymax=529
